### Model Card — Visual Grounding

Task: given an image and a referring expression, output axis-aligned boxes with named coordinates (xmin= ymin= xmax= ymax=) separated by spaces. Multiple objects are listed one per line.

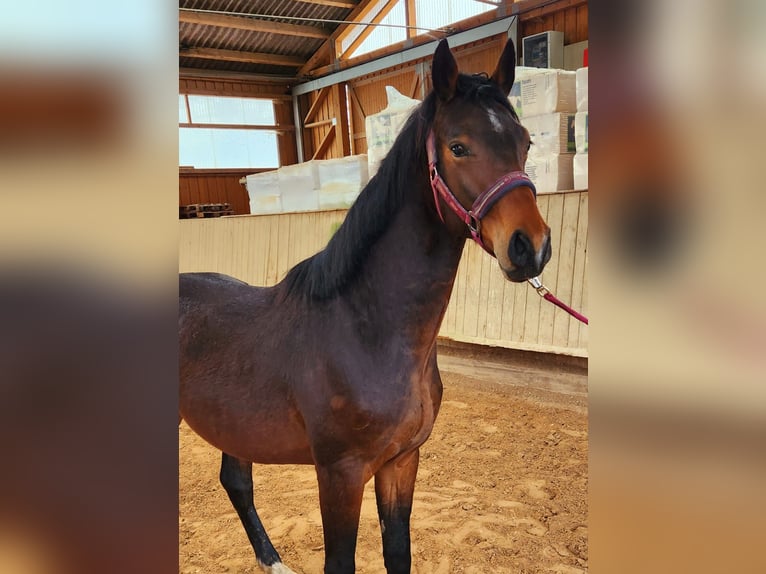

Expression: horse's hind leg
xmin=219 ymin=453 xmax=296 ymax=574
xmin=374 ymin=449 xmax=420 ymax=574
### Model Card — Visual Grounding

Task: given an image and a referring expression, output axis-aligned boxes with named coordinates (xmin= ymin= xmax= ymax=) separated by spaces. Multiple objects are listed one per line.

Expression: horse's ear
xmin=432 ymin=39 xmax=458 ymax=102
xmin=490 ymin=38 xmax=517 ymax=95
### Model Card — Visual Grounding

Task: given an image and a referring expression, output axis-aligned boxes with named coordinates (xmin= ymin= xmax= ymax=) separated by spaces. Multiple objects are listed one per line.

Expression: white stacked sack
xmin=277 ymin=161 xmax=320 ymax=213
xmin=317 ymin=155 xmax=369 ymax=210
xmin=573 ymin=153 xmax=588 ymax=191
xmin=246 ymin=170 xmax=281 ymax=215
xmin=514 ymin=69 xmax=577 ymax=193
xmin=574 ymin=66 xmax=588 ymax=190
xmin=510 ymin=68 xmax=577 ymax=119
xmin=246 ymin=155 xmax=369 ymax=215
xmin=365 ymin=86 xmax=420 ymax=178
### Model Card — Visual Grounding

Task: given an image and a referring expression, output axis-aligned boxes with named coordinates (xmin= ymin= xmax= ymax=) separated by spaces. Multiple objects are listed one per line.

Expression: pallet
xmin=179 ymin=203 xmax=233 ymax=219
xmin=180 ymin=210 xmax=235 ymax=219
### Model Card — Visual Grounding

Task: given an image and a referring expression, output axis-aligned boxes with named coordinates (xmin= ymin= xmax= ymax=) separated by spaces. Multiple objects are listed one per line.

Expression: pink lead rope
xmin=528 ymin=277 xmax=589 ymax=325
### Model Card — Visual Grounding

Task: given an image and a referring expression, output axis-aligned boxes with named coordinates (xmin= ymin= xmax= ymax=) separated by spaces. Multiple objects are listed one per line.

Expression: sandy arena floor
xmin=180 ymin=352 xmax=587 ymax=574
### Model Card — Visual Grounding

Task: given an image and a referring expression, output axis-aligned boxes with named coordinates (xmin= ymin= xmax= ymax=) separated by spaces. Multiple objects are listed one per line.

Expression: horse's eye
xmin=450 ymin=143 xmax=468 ymax=158
xmin=527 ymin=140 xmax=533 ymax=152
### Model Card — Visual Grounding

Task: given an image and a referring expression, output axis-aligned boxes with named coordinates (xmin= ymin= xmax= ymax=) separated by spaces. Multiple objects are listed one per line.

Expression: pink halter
xmin=427 ymin=130 xmax=536 ymax=255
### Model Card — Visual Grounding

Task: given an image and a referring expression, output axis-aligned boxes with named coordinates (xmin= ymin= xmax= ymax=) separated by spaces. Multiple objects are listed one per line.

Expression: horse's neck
xmin=347 ymin=195 xmax=466 ymax=346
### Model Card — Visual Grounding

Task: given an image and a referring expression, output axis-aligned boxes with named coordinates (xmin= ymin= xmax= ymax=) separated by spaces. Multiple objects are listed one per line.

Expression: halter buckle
xmin=528 ymin=276 xmax=549 ymax=296
xmin=467 ymin=212 xmax=480 ymax=235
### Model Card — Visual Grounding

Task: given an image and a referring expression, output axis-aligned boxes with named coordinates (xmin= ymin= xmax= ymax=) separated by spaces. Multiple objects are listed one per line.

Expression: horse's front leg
xmin=315 ymin=458 xmax=367 ymax=574
xmin=374 ymin=448 xmax=419 ymax=574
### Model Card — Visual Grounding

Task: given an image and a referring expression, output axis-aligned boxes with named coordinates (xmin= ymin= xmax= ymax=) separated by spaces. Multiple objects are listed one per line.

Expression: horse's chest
xmin=382 ymin=367 xmax=442 ymax=450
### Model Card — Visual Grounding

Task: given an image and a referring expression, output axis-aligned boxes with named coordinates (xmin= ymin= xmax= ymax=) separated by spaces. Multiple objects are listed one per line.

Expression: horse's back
xmin=179 ymin=271 xmax=276 ymax=353
xmin=180 ymin=272 xmax=248 ymax=307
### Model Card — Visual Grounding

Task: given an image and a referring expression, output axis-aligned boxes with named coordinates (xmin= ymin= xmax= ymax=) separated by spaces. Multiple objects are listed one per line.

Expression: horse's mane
xmin=281 ymin=73 xmax=514 ymax=301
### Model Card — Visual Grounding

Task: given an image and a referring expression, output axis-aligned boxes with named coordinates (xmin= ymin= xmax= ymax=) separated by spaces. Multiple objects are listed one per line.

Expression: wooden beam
xmin=405 ymin=0 xmax=417 ymax=39
xmin=312 ymin=128 xmax=336 ymax=160
xmin=304 ymin=118 xmax=334 ymax=129
xmin=303 ymin=86 xmax=331 ymax=124
xmin=179 ymin=122 xmax=295 ymax=132
xmin=179 ymin=10 xmax=330 ymax=39
xmin=340 ymin=0 xmax=398 ymax=59
xmin=296 ymin=0 xmax=358 ymax=8
xmin=512 ymin=0 xmax=587 ymax=18
xmin=182 ymin=47 xmax=305 ymax=67
xmin=347 ymin=85 xmax=367 ymax=118
xmin=333 ymin=83 xmax=351 ymax=156
xmin=179 ymin=67 xmax=296 ymax=83
xmin=298 ymin=0 xmax=381 ymax=76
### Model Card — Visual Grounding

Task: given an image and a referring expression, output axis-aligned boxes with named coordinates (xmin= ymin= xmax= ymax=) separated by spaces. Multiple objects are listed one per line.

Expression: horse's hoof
xmin=259 ymin=561 xmax=298 ymax=574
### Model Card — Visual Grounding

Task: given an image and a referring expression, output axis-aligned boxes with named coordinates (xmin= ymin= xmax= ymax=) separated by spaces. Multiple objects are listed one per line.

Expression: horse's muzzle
xmin=505 ymin=230 xmax=551 ymax=281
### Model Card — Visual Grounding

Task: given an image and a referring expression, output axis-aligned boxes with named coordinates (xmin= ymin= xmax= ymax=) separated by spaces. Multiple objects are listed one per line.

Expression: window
xmin=178 ymin=95 xmax=280 ymax=169
xmin=340 ymin=0 xmax=496 ymax=60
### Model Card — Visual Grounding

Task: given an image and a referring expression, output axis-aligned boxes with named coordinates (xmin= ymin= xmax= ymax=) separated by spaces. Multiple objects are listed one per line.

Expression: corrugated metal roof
xmin=179 ymin=0 xmax=356 ymax=79
xmin=178 ymin=1 xmax=507 ymax=80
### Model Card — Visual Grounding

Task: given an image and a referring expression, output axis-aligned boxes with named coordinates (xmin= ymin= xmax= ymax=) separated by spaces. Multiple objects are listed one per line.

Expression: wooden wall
xmin=518 ymin=0 xmax=588 ymax=45
xmin=178 ymin=190 xmax=588 ymax=357
xmin=179 ymin=169 xmax=256 ymax=215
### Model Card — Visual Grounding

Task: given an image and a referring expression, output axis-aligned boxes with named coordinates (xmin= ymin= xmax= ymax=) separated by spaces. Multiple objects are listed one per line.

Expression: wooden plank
xmin=296 ymin=0 xmax=357 ymax=8
xmin=304 ymin=118 xmax=335 ymax=129
xmin=179 ymin=10 xmax=330 ymax=39
xmin=265 ymin=217 xmax=279 ymax=285
xmin=179 ymin=122 xmax=293 ymax=132
xmin=405 ymin=0 xmax=417 ymax=39
xmin=552 ymin=192 xmax=580 ymax=347
xmin=564 ymin=5 xmax=578 ymax=45
xmin=466 ymin=243 xmax=482 ymax=338
xmin=553 ymin=10 xmax=566 ymax=41
xmin=536 ymin=193 xmax=563 ymax=345
xmin=516 ymin=195 xmax=547 ymax=344
xmin=514 ymin=0 xmax=587 ymax=19
xmin=568 ymin=192 xmax=588 ymax=348
xmin=475 ymin=243 xmax=494 ymax=340
xmin=182 ymin=47 xmax=305 ymax=67
xmin=576 ymin=4 xmax=588 ymax=44
xmin=334 ymin=83 xmax=351 ymax=156
xmin=253 ymin=214 xmax=267 ymax=284
xmin=312 ymin=128 xmax=335 ymax=160
xmin=578 ymin=248 xmax=588 ymax=350
xmin=454 ymin=245 xmax=469 ymax=336
xmin=276 ymin=215 xmax=291 ymax=282
xmin=483 ymin=255 xmax=506 ymax=341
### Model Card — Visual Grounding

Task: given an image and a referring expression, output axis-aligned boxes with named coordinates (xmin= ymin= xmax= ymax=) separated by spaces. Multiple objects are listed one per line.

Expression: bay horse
xmin=180 ymin=39 xmax=551 ymax=574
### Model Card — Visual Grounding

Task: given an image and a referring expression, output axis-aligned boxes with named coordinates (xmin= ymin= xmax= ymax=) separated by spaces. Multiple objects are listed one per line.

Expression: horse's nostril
xmin=509 ymin=230 xmax=532 ymax=267
xmin=535 ymin=234 xmax=552 ymax=272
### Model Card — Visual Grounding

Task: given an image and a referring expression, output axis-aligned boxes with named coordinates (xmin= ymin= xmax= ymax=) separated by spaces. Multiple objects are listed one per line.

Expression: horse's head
xmin=428 ymin=39 xmax=551 ymax=282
